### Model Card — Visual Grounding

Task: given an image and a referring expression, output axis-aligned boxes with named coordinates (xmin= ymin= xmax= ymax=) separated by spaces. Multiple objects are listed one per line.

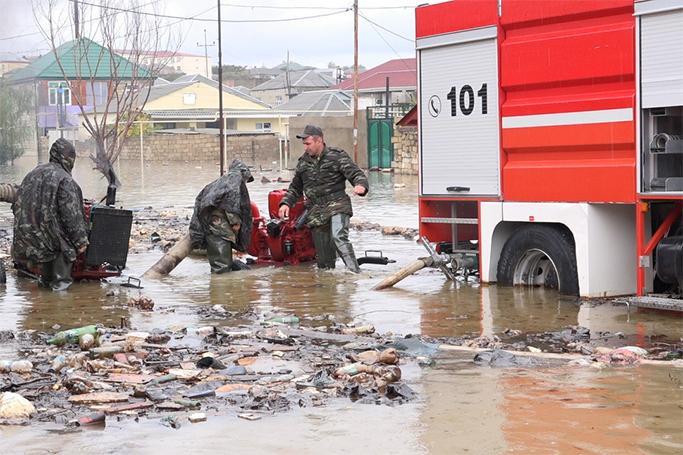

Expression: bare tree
xmin=35 ymin=0 xmax=178 ymax=190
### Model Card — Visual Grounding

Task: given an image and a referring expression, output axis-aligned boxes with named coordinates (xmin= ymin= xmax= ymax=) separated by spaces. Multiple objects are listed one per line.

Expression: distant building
xmin=8 ymin=38 xmax=149 ymax=141
xmin=120 ymin=50 xmax=211 ymax=77
xmin=251 ymin=69 xmax=336 ymax=106
xmin=334 ymin=58 xmax=416 ymax=110
xmin=142 ymin=74 xmax=288 ymax=135
xmin=0 ymin=60 xmax=30 ymax=77
xmin=273 ymin=89 xmax=352 ymax=117
xmin=248 ymin=61 xmax=315 ymax=87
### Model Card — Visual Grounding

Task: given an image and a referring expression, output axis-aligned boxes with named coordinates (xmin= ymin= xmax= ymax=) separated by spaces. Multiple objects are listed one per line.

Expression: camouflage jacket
xmin=12 ymin=162 xmax=89 ymax=264
xmin=189 ymin=159 xmax=253 ymax=251
xmin=281 ymin=146 xmax=369 ymax=227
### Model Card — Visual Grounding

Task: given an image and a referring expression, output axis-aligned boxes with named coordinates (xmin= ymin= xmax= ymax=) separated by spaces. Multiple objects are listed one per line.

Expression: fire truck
xmin=415 ymin=0 xmax=683 ymax=303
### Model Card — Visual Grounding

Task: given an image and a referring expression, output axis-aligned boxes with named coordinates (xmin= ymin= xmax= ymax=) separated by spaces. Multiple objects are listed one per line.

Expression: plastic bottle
xmin=267 ymin=316 xmax=300 ymax=324
xmin=10 ymin=360 xmax=33 ymax=373
xmin=0 ymin=360 xmax=33 ymax=373
xmin=47 ymin=325 xmax=98 ymax=346
xmin=341 ymin=325 xmax=375 ymax=335
xmin=51 ymin=355 xmax=67 ymax=373
xmin=334 ymin=363 xmax=376 ymax=377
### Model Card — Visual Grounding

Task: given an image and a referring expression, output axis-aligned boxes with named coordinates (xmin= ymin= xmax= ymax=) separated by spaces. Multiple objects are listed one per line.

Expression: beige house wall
xmin=235 ymin=117 xmax=287 ymax=136
xmin=0 ymin=61 xmax=29 ymax=77
xmin=250 ymin=88 xmax=288 ymax=106
xmin=145 ymin=81 xmax=267 ymax=111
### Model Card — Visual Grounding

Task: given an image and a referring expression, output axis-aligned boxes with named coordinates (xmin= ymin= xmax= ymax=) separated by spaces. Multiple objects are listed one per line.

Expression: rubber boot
xmin=312 ymin=226 xmax=336 ymax=269
xmin=337 ymin=243 xmax=361 ymax=273
xmin=330 ymin=214 xmax=360 ymax=273
xmin=42 ymin=254 xmax=74 ymax=291
xmin=206 ymin=234 xmax=233 ymax=274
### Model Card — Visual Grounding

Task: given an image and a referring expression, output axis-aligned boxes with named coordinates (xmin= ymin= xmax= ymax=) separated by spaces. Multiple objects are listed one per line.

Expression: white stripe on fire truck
xmin=501 ymin=108 xmax=633 ymax=129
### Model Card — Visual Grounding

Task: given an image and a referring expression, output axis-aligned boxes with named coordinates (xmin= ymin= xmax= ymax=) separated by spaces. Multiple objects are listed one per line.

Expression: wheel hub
xmin=513 ymin=249 xmax=560 ymax=290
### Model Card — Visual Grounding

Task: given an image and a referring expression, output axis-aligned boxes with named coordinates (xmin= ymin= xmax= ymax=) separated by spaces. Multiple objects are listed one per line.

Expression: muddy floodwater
xmin=1 ymin=156 xmax=682 ymax=453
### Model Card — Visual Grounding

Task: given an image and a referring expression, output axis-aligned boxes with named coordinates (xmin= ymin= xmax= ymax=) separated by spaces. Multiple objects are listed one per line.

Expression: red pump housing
xmin=247 ymin=189 xmax=316 ymax=265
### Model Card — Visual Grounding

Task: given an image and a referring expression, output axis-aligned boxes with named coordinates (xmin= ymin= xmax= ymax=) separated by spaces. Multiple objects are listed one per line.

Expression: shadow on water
xmin=1 ymin=157 xmax=682 ymax=452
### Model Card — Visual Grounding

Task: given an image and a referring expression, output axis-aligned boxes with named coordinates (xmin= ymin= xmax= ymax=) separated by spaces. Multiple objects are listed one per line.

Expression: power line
xmin=70 ymin=0 xmax=351 ymax=23
xmin=0 ymin=31 xmax=40 ymax=42
xmin=360 ymin=5 xmax=418 ymax=10
xmin=362 ymin=14 xmax=414 ymax=71
xmin=358 ymin=12 xmax=414 ymax=43
xmin=221 ymin=3 xmax=348 ymax=10
xmin=0 ymin=0 xmax=163 ymax=42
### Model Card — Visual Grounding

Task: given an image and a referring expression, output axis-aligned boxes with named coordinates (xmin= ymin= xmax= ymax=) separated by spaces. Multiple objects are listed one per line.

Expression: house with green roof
xmin=9 ymin=38 xmax=149 ymax=136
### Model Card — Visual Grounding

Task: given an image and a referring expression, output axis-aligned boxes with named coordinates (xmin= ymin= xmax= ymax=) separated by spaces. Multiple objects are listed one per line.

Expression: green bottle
xmin=267 ymin=316 xmax=300 ymax=324
xmin=47 ymin=325 xmax=98 ymax=346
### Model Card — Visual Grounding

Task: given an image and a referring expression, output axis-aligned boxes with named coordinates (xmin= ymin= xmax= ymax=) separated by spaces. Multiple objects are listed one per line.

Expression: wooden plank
xmin=68 ymin=392 xmax=130 ymax=404
xmin=105 ymin=373 xmax=155 ymax=384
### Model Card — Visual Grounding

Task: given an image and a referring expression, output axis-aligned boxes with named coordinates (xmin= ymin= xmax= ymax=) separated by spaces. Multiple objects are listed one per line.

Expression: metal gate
xmin=366 ymin=104 xmax=412 ymax=170
xmin=367 ymin=117 xmax=393 ymax=169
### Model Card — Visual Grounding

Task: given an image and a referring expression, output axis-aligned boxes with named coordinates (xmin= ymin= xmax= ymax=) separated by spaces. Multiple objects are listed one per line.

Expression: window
xmin=256 ymin=122 xmax=272 ymax=131
xmin=183 ymin=93 xmax=196 ymax=105
xmin=86 ymin=81 xmax=108 ymax=106
xmin=275 ymin=95 xmax=283 ymax=105
xmin=48 ymin=81 xmax=71 ymax=106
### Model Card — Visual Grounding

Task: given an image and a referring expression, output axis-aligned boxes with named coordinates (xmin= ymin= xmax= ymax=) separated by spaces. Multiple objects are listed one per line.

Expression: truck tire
xmin=496 ymin=225 xmax=579 ymax=295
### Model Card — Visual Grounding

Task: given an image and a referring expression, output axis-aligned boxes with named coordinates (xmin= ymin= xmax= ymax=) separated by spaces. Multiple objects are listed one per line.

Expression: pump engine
xmin=247 ymin=189 xmax=316 ymax=265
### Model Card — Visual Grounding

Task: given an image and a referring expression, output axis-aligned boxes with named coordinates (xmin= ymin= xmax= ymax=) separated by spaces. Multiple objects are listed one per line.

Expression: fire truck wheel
xmin=497 ymin=225 xmax=579 ymax=295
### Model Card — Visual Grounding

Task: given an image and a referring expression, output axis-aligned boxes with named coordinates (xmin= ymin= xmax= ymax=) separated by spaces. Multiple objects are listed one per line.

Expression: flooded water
xmin=1 ymin=156 xmax=682 ymax=453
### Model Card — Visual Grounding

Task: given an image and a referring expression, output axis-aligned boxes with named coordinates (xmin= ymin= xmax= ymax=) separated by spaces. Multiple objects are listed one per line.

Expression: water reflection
xmin=0 ymin=156 xmax=419 ymax=229
xmin=420 ymin=353 xmax=683 ymax=453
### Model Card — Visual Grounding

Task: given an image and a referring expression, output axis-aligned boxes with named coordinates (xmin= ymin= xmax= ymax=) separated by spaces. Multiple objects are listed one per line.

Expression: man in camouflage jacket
xmin=12 ymin=138 xmax=89 ymax=291
xmin=189 ymin=159 xmax=254 ymax=273
xmin=279 ymin=125 xmax=369 ymax=272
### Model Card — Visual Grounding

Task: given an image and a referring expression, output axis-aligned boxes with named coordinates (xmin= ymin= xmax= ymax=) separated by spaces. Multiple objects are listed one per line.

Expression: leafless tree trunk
xmin=35 ymin=0 xmax=178 ymax=187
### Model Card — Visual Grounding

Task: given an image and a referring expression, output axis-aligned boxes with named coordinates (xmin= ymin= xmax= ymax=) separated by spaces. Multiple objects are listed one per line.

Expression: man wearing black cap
xmin=278 ymin=125 xmax=369 ymax=272
xmin=12 ymin=138 xmax=89 ymax=291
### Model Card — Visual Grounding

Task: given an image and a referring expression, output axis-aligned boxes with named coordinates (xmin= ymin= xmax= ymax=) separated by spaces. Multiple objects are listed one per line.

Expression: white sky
xmin=1 ymin=0 xmax=421 ymax=69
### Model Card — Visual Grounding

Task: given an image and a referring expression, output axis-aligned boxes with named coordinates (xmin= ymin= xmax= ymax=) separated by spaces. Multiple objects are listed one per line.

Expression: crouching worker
xmin=189 ymin=159 xmax=254 ymax=273
xmin=12 ymin=138 xmax=89 ymax=291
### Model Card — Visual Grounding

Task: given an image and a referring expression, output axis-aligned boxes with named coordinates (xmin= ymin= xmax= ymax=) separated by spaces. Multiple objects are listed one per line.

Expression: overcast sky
xmin=1 ymin=0 xmax=421 ymax=69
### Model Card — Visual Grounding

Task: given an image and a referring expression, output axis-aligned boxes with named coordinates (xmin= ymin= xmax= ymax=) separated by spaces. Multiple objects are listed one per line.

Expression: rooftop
xmin=252 ymin=69 xmax=335 ymax=91
xmin=334 ymin=58 xmax=416 ymax=92
xmin=146 ymin=74 xmax=269 ymax=108
xmin=9 ymin=38 xmax=149 ymax=82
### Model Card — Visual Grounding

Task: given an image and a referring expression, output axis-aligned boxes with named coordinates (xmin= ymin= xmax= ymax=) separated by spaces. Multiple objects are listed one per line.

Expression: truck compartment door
xmin=418 ymin=27 xmax=500 ymax=197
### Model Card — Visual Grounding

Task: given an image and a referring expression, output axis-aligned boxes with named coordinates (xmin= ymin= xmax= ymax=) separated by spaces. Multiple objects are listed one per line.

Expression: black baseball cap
xmin=296 ymin=124 xmax=323 ymax=139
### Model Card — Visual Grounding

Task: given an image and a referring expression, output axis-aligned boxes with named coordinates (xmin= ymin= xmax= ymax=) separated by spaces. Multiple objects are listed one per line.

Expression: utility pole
xmin=197 ymin=29 xmax=215 ymax=79
xmin=352 ymin=0 xmax=359 ymax=163
xmin=217 ymin=1 xmax=225 ymax=175
xmin=285 ymin=50 xmax=292 ymax=100
xmin=74 ymin=0 xmax=80 ymax=39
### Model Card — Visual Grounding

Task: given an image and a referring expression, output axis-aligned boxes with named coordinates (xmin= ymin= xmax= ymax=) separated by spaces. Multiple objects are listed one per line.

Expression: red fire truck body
xmin=416 ymin=0 xmax=683 ymax=297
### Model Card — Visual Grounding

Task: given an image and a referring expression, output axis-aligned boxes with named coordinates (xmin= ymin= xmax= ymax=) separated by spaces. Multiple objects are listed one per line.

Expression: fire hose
xmin=0 ymin=184 xmax=18 ymax=204
xmin=372 ymin=237 xmax=477 ymax=290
